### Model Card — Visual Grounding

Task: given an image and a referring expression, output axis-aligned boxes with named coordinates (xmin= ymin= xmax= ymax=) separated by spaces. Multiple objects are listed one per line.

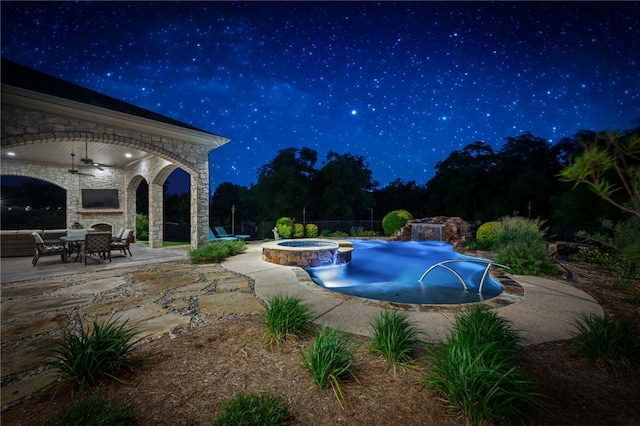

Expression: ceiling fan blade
xmin=68 ymin=168 xmax=93 ymax=176
xmin=93 ymin=162 xmax=113 ymax=168
xmin=68 ymin=150 xmax=92 ymax=175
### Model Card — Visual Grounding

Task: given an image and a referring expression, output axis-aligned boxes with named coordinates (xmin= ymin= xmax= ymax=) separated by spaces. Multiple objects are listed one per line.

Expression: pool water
xmin=306 ymin=240 xmax=503 ymax=305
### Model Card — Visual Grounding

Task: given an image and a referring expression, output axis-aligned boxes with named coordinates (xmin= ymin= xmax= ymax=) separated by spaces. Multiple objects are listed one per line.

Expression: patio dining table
xmin=59 ymin=235 xmax=85 ymax=263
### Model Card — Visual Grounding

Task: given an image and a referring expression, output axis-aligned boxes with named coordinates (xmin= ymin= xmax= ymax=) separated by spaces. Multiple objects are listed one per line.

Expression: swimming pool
xmin=305 ymin=240 xmax=504 ymax=305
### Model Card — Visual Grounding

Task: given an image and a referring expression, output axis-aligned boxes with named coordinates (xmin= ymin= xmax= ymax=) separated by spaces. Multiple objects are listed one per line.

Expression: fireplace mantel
xmin=77 ymin=210 xmax=123 ymax=215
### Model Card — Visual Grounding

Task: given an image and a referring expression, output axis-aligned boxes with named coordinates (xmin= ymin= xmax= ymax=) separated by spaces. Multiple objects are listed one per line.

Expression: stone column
xmin=124 ymin=186 xmax=137 ymax=237
xmin=148 ymin=182 xmax=164 ymax=248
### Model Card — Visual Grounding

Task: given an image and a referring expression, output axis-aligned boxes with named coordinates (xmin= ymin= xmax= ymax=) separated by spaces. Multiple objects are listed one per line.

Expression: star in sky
xmin=2 ymin=1 xmax=639 ymax=193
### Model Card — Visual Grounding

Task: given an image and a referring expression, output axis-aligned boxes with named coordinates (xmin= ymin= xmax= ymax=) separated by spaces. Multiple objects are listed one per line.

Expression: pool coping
xmin=293 ymin=266 xmax=524 ymax=313
xmin=261 ymin=239 xmax=340 ymax=250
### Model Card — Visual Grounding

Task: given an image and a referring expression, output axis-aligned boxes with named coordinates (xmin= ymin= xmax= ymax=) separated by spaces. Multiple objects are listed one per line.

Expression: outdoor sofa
xmin=0 ymin=228 xmax=92 ymax=257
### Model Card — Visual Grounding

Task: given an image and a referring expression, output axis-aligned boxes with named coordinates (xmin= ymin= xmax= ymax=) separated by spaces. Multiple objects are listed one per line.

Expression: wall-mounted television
xmin=81 ymin=189 xmax=119 ymax=209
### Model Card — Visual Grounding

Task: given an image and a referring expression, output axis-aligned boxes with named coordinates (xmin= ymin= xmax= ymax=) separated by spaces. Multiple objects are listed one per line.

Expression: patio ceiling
xmin=1 ymin=59 xmax=228 ymax=174
xmin=3 ymin=141 xmax=151 ymax=171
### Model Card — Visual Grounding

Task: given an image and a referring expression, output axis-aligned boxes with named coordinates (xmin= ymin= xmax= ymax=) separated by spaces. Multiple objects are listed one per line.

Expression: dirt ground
xmin=3 ymin=260 xmax=639 ymax=426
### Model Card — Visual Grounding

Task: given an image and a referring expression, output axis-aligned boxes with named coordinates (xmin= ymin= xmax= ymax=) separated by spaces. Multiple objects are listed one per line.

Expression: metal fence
xmin=149 ymin=223 xmax=614 ymax=243
xmin=259 ymin=220 xmax=382 ymax=239
xmin=163 ymin=223 xmax=191 ymax=242
xmin=0 ymin=212 xmax=608 ymax=244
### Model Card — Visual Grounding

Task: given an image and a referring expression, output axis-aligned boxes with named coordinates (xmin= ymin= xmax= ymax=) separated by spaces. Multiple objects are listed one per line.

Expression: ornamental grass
xmin=44 ymin=393 xmax=137 ymax=426
xmin=369 ymin=309 xmax=419 ymax=374
xmin=300 ymin=325 xmax=356 ymax=409
xmin=263 ymin=295 xmax=313 ymax=348
xmin=420 ymin=306 xmax=544 ymax=425
xmin=571 ymin=313 xmax=640 ymax=375
xmin=42 ymin=316 xmax=141 ymax=392
xmin=213 ymin=391 xmax=291 ymax=426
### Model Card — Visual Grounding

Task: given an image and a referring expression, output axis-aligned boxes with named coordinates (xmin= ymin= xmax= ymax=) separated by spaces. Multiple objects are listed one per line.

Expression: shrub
xmin=382 ymin=210 xmax=413 ymax=236
xmin=330 ymin=230 xmax=348 ymax=237
xmin=300 ymin=326 xmax=356 ymax=409
xmin=475 ymin=221 xmax=498 ymax=250
xmin=574 ymin=217 xmax=640 ymax=280
xmin=369 ymin=309 xmax=418 ymax=373
xmin=349 ymin=227 xmax=379 ymax=237
xmin=569 ymin=246 xmax=615 ymax=265
xmin=42 ymin=316 xmax=141 ymax=392
xmin=570 ymin=246 xmax=639 ymax=288
xmin=420 ymin=306 xmax=544 ymax=425
xmin=495 ymin=240 xmax=561 ymax=276
xmin=188 ymin=240 xmax=246 ymax=263
xmin=263 ymin=295 xmax=313 ymax=348
xmin=359 ymin=230 xmax=379 ymax=237
xmin=213 ymin=391 xmax=291 ymax=426
xmin=276 ymin=217 xmax=294 ymax=239
xmin=494 ymin=215 xmax=546 ymax=246
xmin=493 ymin=216 xmax=559 ymax=275
xmin=305 ymin=223 xmax=319 ymax=238
xmin=135 ymin=214 xmax=149 ymax=241
xmin=320 ymin=229 xmax=331 ymax=237
xmin=570 ymin=313 xmax=640 ymax=375
xmin=293 ymin=223 xmax=305 ymax=238
xmin=45 ymin=393 xmax=137 ymax=426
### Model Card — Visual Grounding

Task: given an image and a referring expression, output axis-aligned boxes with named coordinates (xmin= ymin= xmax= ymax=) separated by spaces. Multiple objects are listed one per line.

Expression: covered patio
xmin=1 ymin=59 xmax=230 ymax=249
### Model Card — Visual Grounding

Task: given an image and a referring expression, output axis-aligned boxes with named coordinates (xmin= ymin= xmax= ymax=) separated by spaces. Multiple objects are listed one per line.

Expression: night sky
xmin=2 ymin=1 xmax=639 ymax=194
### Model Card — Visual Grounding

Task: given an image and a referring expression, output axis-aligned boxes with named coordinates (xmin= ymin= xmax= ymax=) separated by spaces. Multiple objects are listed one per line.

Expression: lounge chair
xmin=31 ymin=232 xmax=67 ymax=266
xmin=208 ymin=228 xmax=237 ymax=241
xmin=214 ymin=226 xmax=250 ymax=240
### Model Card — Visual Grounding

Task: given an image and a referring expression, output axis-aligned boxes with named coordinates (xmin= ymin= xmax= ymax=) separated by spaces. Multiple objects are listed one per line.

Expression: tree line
xmin=210 ymin=126 xmax=639 ymax=229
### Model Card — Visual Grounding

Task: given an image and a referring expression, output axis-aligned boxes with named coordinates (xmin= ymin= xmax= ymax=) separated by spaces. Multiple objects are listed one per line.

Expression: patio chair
xmin=111 ymin=228 xmax=133 ymax=256
xmin=31 ymin=232 xmax=67 ymax=266
xmin=112 ymin=228 xmax=125 ymax=241
xmin=208 ymin=228 xmax=237 ymax=241
xmin=84 ymin=232 xmax=112 ymax=265
xmin=214 ymin=226 xmax=250 ymax=240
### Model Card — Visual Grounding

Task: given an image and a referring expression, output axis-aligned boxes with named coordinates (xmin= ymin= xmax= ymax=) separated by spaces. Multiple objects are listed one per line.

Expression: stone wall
xmin=261 ymin=240 xmax=353 ymax=267
xmin=0 ymin=161 xmax=129 ymax=232
xmin=390 ymin=216 xmax=471 ymax=252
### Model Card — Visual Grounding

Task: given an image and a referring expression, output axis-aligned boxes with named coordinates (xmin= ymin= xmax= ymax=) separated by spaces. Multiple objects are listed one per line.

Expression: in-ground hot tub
xmin=262 ymin=239 xmax=353 ymax=267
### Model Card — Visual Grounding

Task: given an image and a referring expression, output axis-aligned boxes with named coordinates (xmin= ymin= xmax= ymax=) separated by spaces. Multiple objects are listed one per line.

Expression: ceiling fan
xmin=80 ymin=141 xmax=111 ymax=170
xmin=68 ymin=151 xmax=93 ymax=176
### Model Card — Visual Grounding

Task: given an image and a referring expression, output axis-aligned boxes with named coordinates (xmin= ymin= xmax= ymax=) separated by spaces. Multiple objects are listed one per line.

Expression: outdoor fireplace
xmin=92 ymin=223 xmax=113 ymax=232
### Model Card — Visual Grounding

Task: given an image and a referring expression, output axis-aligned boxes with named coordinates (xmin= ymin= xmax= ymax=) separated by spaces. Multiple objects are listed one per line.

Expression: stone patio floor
xmin=1 ymin=257 xmax=265 ymax=410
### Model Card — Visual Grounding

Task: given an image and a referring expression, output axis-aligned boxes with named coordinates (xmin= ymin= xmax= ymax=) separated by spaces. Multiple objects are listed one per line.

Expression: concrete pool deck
xmin=1 ymin=241 xmax=603 ymax=409
xmin=226 ymin=243 xmax=603 ymax=345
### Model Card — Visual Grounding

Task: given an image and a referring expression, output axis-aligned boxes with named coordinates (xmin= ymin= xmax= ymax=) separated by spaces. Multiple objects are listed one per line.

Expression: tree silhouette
xmin=374 ymin=179 xmax=427 ymax=219
xmin=424 ymin=141 xmax=498 ymax=221
xmin=254 ymin=147 xmax=318 ymax=220
xmin=317 ymin=152 xmax=377 ymax=220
